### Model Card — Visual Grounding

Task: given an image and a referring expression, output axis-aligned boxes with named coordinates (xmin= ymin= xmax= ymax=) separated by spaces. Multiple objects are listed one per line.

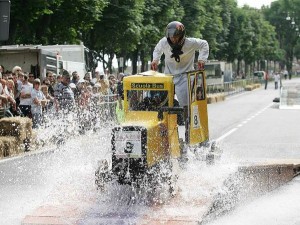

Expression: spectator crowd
xmin=0 ymin=65 xmax=124 ymax=133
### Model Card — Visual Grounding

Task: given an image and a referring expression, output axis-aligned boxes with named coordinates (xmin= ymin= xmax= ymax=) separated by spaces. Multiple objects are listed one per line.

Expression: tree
xmin=87 ymin=0 xmax=144 ymax=73
xmin=5 ymin=0 xmax=107 ymax=45
xmin=201 ymin=0 xmax=223 ymax=59
xmin=214 ymin=0 xmax=237 ymax=60
xmin=263 ymin=0 xmax=300 ymax=71
xmin=136 ymin=0 xmax=184 ymax=73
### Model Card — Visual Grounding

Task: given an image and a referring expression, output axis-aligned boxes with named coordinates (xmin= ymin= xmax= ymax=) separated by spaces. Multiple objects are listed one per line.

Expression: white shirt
xmin=19 ymin=82 xmax=33 ymax=106
xmin=274 ymin=74 xmax=280 ymax=82
xmin=31 ymin=88 xmax=45 ymax=114
xmin=153 ymin=37 xmax=209 ymax=75
xmin=17 ymin=80 xmax=23 ymax=94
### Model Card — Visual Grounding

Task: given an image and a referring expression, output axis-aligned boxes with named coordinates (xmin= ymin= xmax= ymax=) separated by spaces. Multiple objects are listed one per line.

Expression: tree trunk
xmin=140 ymin=49 xmax=147 ymax=72
xmin=131 ymin=50 xmax=138 ymax=75
xmin=107 ymin=52 xmax=114 ymax=74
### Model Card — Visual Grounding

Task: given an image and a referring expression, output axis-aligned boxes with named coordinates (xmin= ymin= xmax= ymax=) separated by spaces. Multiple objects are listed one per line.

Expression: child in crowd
xmin=40 ymin=84 xmax=53 ymax=112
xmin=31 ymin=79 xmax=46 ymax=128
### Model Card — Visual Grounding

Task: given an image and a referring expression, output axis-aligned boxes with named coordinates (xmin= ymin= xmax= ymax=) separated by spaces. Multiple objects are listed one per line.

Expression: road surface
xmin=0 ymin=78 xmax=299 ymax=225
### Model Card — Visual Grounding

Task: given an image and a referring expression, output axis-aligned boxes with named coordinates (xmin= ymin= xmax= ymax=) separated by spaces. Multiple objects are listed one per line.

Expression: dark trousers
xmin=19 ymin=105 xmax=32 ymax=118
xmin=275 ymin=81 xmax=278 ymax=89
xmin=264 ymin=80 xmax=268 ymax=90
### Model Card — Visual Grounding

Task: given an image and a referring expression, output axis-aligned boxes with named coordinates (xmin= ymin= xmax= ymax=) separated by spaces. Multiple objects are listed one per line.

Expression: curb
xmin=201 ymin=162 xmax=300 ymax=223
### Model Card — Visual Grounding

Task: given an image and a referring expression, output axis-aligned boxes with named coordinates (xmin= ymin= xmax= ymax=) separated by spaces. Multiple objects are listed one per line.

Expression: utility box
xmin=0 ymin=0 xmax=10 ymax=41
xmin=205 ymin=61 xmax=233 ymax=84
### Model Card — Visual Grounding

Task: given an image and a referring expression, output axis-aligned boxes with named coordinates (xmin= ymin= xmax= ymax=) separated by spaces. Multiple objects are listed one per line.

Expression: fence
xmin=206 ymin=77 xmax=262 ymax=97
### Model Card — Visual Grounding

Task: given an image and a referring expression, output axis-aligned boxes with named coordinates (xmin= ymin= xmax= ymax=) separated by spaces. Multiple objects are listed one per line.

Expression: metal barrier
xmin=0 ymin=107 xmax=5 ymax=119
xmin=279 ymin=84 xmax=300 ymax=109
xmin=207 ymin=77 xmax=261 ymax=97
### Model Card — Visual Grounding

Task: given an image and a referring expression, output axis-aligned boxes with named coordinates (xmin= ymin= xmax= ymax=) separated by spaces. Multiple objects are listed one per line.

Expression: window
xmin=127 ymin=90 xmax=168 ymax=111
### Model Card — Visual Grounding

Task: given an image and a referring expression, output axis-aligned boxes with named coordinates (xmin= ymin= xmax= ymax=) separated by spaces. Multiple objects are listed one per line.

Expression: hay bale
xmin=0 ymin=136 xmax=19 ymax=157
xmin=207 ymin=95 xmax=217 ymax=104
xmin=0 ymin=117 xmax=32 ymax=145
xmin=0 ymin=141 xmax=4 ymax=158
xmin=245 ymin=85 xmax=254 ymax=91
xmin=214 ymin=94 xmax=226 ymax=102
xmin=254 ymin=83 xmax=261 ymax=89
xmin=28 ymin=130 xmax=39 ymax=151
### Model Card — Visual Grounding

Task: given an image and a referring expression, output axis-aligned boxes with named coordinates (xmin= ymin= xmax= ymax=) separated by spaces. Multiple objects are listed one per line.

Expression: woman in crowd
xmin=6 ymin=79 xmax=20 ymax=116
xmin=0 ymin=79 xmax=15 ymax=117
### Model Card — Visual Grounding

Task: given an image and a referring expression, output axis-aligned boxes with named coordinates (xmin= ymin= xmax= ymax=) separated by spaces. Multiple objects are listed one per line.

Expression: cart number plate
xmin=114 ymin=130 xmax=142 ymax=158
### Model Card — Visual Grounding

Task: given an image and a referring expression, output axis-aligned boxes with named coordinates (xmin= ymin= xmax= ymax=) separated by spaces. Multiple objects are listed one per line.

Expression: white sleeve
xmin=31 ymin=90 xmax=37 ymax=105
xmin=196 ymin=39 xmax=209 ymax=62
xmin=152 ymin=38 xmax=165 ymax=61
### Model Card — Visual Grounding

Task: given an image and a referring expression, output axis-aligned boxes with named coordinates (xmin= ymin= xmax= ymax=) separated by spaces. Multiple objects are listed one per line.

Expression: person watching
xmin=53 ymin=70 xmax=75 ymax=112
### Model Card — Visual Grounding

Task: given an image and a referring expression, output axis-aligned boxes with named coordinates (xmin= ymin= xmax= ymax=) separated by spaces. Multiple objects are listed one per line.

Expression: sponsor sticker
xmin=115 ymin=131 xmax=142 ymax=158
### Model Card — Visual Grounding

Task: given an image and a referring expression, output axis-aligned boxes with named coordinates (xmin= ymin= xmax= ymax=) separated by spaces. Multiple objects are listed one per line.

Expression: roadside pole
xmin=0 ymin=0 xmax=10 ymax=41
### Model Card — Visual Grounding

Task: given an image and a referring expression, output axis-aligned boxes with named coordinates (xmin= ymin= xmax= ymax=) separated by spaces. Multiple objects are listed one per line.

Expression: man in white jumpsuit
xmin=151 ymin=21 xmax=209 ymax=141
xmin=151 ymin=21 xmax=209 ymax=107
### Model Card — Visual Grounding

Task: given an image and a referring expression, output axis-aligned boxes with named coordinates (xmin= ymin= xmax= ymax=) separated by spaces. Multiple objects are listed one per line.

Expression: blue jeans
xmin=32 ymin=113 xmax=42 ymax=129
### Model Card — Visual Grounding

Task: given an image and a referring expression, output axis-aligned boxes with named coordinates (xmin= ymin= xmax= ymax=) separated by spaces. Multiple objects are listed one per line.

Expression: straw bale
xmin=254 ymin=83 xmax=261 ymax=88
xmin=0 ymin=136 xmax=19 ymax=157
xmin=0 ymin=117 xmax=32 ymax=142
xmin=0 ymin=141 xmax=4 ymax=158
xmin=214 ymin=94 xmax=225 ymax=102
xmin=245 ymin=85 xmax=254 ymax=91
xmin=207 ymin=95 xmax=217 ymax=104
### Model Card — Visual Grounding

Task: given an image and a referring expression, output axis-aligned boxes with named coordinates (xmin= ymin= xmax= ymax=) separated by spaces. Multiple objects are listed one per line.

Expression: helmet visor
xmin=166 ymin=28 xmax=178 ymax=38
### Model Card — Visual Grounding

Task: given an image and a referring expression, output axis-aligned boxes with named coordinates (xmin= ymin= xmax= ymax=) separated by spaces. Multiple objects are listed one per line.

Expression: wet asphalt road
xmin=0 ymin=77 xmax=300 ymax=225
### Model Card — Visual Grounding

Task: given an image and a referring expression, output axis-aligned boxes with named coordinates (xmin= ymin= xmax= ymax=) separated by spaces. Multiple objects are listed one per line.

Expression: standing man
xmin=151 ymin=21 xmax=209 ymax=140
xmin=71 ymin=71 xmax=80 ymax=85
xmin=28 ymin=73 xmax=35 ymax=84
xmin=274 ymin=72 xmax=280 ymax=90
xmin=46 ymin=71 xmax=55 ymax=96
xmin=151 ymin=21 xmax=209 ymax=106
xmin=19 ymin=74 xmax=33 ymax=117
xmin=53 ymin=70 xmax=75 ymax=112
xmin=263 ymin=71 xmax=269 ymax=90
xmin=31 ymin=79 xmax=46 ymax=128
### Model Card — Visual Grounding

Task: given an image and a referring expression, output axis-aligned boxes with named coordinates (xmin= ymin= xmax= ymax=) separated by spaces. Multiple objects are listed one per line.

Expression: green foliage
xmin=180 ymin=0 xmax=206 ymax=38
xmin=214 ymin=0 xmax=237 ymax=60
xmin=85 ymin=0 xmax=145 ymax=71
xmin=7 ymin=0 xmax=107 ymax=45
xmin=138 ymin=0 xmax=184 ymax=63
xmin=201 ymin=0 xmax=223 ymax=58
xmin=3 ymin=0 xmax=298 ymax=73
xmin=263 ymin=0 xmax=300 ymax=70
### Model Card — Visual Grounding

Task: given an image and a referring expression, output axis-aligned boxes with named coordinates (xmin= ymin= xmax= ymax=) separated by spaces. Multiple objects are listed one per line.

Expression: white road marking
xmin=216 ymin=103 xmax=274 ymax=142
xmin=216 ymin=128 xmax=238 ymax=142
xmin=0 ymin=147 xmax=56 ymax=165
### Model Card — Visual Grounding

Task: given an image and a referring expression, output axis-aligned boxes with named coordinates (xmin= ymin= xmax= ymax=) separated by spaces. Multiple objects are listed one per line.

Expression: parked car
xmin=253 ymin=71 xmax=266 ymax=78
